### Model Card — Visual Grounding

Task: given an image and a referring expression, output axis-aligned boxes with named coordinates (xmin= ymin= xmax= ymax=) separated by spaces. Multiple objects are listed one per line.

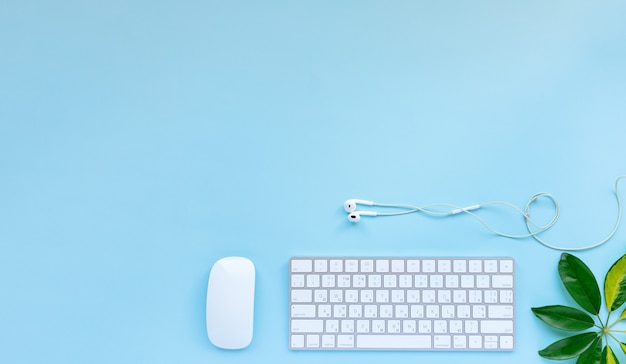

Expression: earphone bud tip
xmin=347 ymin=213 xmax=360 ymax=222
xmin=344 ymin=201 xmax=356 ymax=213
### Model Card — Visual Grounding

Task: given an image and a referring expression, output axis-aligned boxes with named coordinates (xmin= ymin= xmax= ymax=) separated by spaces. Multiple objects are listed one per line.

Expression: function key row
xmin=291 ymin=258 xmax=514 ymax=274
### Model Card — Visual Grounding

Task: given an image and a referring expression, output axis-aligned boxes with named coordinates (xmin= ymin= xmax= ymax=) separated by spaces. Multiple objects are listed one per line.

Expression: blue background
xmin=2 ymin=1 xmax=626 ymax=363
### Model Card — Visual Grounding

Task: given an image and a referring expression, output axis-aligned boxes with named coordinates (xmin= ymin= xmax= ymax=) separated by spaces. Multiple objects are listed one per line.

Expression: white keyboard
xmin=289 ymin=257 xmax=514 ymax=351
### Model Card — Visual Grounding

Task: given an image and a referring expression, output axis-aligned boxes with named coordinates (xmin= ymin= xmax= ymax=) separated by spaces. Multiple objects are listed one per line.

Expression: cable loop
xmin=353 ymin=176 xmax=625 ymax=251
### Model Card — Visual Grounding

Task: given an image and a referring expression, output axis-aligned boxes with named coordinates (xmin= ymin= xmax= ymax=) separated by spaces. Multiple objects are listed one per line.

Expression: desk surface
xmin=2 ymin=1 xmax=626 ymax=363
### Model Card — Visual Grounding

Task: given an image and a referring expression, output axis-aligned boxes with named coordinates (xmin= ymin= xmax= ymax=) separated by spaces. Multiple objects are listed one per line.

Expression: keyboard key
xmin=372 ymin=320 xmax=386 ymax=333
xmin=337 ymin=275 xmax=350 ymax=287
xmin=356 ymin=320 xmax=370 ymax=333
xmin=415 ymin=275 xmax=428 ymax=288
xmin=477 ymin=275 xmax=490 ymax=288
xmin=458 ymin=305 xmax=471 ymax=319
xmin=337 ymin=335 xmax=355 ymax=348
xmin=307 ymin=275 xmax=320 ymax=287
xmin=453 ymin=260 xmax=467 ymax=272
xmin=322 ymin=275 xmax=335 ymax=288
xmin=488 ymin=305 xmax=513 ymax=318
xmin=469 ymin=335 xmax=482 ymax=349
xmin=445 ymin=275 xmax=459 ymax=288
xmin=492 ymin=275 xmax=513 ymax=288
xmin=368 ymin=275 xmax=382 ymax=288
xmin=361 ymin=260 xmax=374 ymax=272
xmin=329 ymin=289 xmax=343 ymax=302
xmin=391 ymin=259 xmax=405 ymax=272
xmin=330 ymin=259 xmax=343 ymax=272
xmin=291 ymin=290 xmax=312 ymax=303
xmin=434 ymin=335 xmax=451 ymax=348
xmin=322 ymin=334 xmax=335 ymax=348
xmin=341 ymin=319 xmax=355 ymax=333
xmin=419 ymin=320 xmax=432 ymax=333
xmin=345 ymin=290 xmax=358 ymax=303
xmin=291 ymin=334 xmax=305 ymax=348
xmin=450 ymin=320 xmax=463 ymax=333
xmin=484 ymin=290 xmax=498 ymax=303
xmin=438 ymin=260 xmax=451 ymax=273
xmin=291 ymin=304 xmax=316 ymax=317
xmin=399 ymin=275 xmax=412 ymax=287
xmin=376 ymin=259 xmax=389 ymax=272
xmin=291 ymin=319 xmax=323 ymax=333
xmin=411 ymin=305 xmax=424 ymax=318
xmin=291 ymin=274 xmax=305 ymax=288
xmin=484 ymin=260 xmax=498 ymax=272
xmin=430 ymin=275 xmax=443 ymax=288
xmin=388 ymin=320 xmax=401 ymax=333
xmin=481 ymin=320 xmax=514 ymax=334
xmin=461 ymin=275 xmax=474 ymax=288
xmin=353 ymin=275 xmax=366 ymax=287
xmin=484 ymin=335 xmax=498 ymax=349
xmin=314 ymin=260 xmax=328 ymax=272
xmin=453 ymin=335 xmax=467 ymax=348
xmin=500 ymin=260 xmax=514 ymax=273
xmin=326 ymin=320 xmax=339 ymax=332
xmin=407 ymin=290 xmax=420 ymax=303
xmin=453 ymin=290 xmax=467 ymax=303
xmin=422 ymin=260 xmax=436 ymax=272
xmin=407 ymin=260 xmax=420 ymax=272
xmin=384 ymin=275 xmax=397 ymax=287
xmin=500 ymin=290 xmax=514 ymax=303
xmin=307 ymin=334 xmax=320 ymax=348
xmin=392 ymin=290 xmax=405 ymax=303
xmin=465 ymin=320 xmax=479 ymax=333
xmin=360 ymin=290 xmax=374 ymax=303
xmin=292 ymin=259 xmax=312 ymax=272
xmin=469 ymin=260 xmax=482 ymax=272
xmin=345 ymin=260 xmax=359 ymax=272
xmin=500 ymin=335 xmax=514 ymax=349
xmin=403 ymin=319 xmax=416 ymax=333
xmin=318 ymin=304 xmax=331 ymax=317
xmin=364 ymin=305 xmax=377 ymax=318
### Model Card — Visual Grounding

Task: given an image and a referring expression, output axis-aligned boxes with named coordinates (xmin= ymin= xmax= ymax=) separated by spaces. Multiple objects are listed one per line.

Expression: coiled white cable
xmin=345 ymin=176 xmax=625 ymax=251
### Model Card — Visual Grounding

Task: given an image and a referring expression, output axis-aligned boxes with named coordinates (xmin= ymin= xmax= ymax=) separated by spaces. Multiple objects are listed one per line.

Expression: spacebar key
xmin=357 ymin=335 xmax=432 ymax=349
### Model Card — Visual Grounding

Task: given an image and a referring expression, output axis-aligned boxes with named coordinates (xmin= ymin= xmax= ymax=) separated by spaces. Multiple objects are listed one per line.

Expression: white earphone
xmin=344 ymin=199 xmax=374 ymax=213
xmin=344 ymin=176 xmax=626 ymax=251
xmin=347 ymin=211 xmax=377 ymax=222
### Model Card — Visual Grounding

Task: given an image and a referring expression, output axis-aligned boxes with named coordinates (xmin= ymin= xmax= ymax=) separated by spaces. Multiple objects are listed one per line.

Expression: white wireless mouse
xmin=206 ymin=256 xmax=255 ymax=349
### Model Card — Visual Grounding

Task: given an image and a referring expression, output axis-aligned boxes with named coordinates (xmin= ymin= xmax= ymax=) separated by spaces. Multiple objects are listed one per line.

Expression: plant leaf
xmin=619 ymin=341 xmax=626 ymax=356
xmin=601 ymin=345 xmax=619 ymax=364
xmin=538 ymin=332 xmax=599 ymax=360
xmin=604 ymin=253 xmax=626 ymax=312
xmin=577 ymin=336 xmax=602 ymax=364
xmin=559 ymin=253 xmax=601 ymax=315
xmin=532 ymin=305 xmax=596 ymax=331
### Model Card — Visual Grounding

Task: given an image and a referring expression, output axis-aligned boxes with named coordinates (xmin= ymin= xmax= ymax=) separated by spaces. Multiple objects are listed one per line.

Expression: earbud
xmin=344 ymin=199 xmax=374 ymax=212
xmin=347 ymin=211 xmax=378 ymax=222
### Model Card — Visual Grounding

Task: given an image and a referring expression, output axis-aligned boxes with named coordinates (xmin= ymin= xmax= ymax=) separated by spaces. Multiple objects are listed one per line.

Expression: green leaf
xmin=538 ymin=332 xmax=599 ymax=360
xmin=619 ymin=341 xmax=626 ymax=356
xmin=601 ymin=345 xmax=619 ymax=364
xmin=604 ymin=253 xmax=626 ymax=312
xmin=559 ymin=253 xmax=601 ymax=315
xmin=577 ymin=336 xmax=602 ymax=364
xmin=532 ymin=305 xmax=596 ymax=331
xmin=619 ymin=308 xmax=626 ymax=323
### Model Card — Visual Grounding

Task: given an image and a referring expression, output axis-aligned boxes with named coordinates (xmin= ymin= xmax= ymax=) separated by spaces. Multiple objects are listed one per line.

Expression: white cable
xmin=522 ymin=177 xmax=625 ymax=251
xmin=349 ymin=176 xmax=626 ymax=251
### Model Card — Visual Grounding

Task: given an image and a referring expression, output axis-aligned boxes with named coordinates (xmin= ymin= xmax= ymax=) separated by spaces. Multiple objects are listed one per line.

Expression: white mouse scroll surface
xmin=206 ymin=257 xmax=255 ymax=349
